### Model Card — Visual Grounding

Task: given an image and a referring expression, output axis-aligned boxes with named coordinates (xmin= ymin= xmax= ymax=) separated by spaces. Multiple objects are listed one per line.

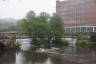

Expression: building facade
xmin=56 ymin=0 xmax=96 ymax=33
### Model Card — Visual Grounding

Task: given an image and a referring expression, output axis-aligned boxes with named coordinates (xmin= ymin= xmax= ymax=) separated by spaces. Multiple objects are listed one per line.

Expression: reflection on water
xmin=0 ymin=39 xmax=96 ymax=64
xmin=0 ymin=50 xmax=16 ymax=64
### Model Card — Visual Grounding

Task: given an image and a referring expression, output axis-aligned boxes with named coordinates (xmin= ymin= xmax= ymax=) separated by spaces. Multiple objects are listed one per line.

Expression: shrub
xmin=62 ymin=39 xmax=69 ymax=47
xmin=52 ymin=39 xmax=69 ymax=47
xmin=77 ymin=35 xmax=87 ymax=40
xmin=76 ymin=39 xmax=90 ymax=48
xmin=15 ymin=42 xmax=21 ymax=48
xmin=76 ymin=35 xmax=90 ymax=48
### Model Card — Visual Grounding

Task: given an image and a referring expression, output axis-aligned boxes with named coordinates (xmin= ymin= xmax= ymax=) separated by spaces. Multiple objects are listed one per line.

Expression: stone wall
xmin=0 ymin=33 xmax=16 ymax=47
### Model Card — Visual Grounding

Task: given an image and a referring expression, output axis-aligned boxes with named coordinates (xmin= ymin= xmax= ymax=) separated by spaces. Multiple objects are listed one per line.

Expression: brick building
xmin=56 ymin=0 xmax=96 ymax=33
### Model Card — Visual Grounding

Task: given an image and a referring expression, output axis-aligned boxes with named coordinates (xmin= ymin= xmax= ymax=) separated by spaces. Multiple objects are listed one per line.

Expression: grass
xmin=0 ymin=26 xmax=9 ymax=29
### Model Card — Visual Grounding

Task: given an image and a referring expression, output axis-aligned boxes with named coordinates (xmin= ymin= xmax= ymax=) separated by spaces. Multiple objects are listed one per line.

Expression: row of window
xmin=61 ymin=10 xmax=91 ymax=14
xmin=61 ymin=15 xmax=91 ymax=19
xmin=61 ymin=4 xmax=90 ymax=11
xmin=65 ymin=27 xmax=96 ymax=32
xmin=63 ymin=20 xmax=88 ymax=24
xmin=59 ymin=0 xmax=94 ymax=12
xmin=61 ymin=0 xmax=92 ymax=7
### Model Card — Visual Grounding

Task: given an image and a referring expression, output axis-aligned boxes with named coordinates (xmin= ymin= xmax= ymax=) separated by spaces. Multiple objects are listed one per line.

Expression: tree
xmin=26 ymin=11 xmax=36 ymax=20
xmin=49 ymin=14 xmax=65 ymax=47
xmin=18 ymin=19 xmax=30 ymax=35
xmin=19 ymin=14 xmax=51 ymax=47
xmin=39 ymin=12 xmax=50 ymax=20
xmin=19 ymin=12 xmax=67 ymax=48
xmin=39 ymin=12 xmax=50 ymax=23
xmin=50 ymin=14 xmax=64 ymax=38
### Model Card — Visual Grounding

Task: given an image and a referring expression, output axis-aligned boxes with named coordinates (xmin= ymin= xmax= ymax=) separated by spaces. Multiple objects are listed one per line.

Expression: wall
xmin=0 ymin=33 xmax=16 ymax=47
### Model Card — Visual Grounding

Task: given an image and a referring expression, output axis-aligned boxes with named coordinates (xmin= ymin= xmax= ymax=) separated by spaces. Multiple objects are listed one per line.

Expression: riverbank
xmin=0 ymin=38 xmax=96 ymax=64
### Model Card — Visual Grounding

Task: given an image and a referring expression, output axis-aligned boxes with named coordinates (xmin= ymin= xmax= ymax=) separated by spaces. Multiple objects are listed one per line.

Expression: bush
xmin=77 ymin=35 xmax=87 ymax=40
xmin=52 ymin=39 xmax=69 ymax=47
xmin=76 ymin=35 xmax=90 ymax=48
xmin=76 ymin=39 xmax=90 ymax=48
xmin=39 ymin=40 xmax=50 ymax=48
xmin=62 ymin=39 xmax=69 ymax=47
xmin=15 ymin=42 xmax=21 ymax=49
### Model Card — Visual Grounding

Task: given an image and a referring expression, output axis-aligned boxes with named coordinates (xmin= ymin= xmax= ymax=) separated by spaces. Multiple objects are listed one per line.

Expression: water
xmin=65 ymin=38 xmax=76 ymax=46
xmin=0 ymin=38 xmax=96 ymax=64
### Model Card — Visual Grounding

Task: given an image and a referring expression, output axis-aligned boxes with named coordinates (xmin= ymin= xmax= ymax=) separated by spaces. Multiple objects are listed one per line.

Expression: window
xmin=87 ymin=27 xmax=93 ymax=32
xmin=76 ymin=27 xmax=80 ymax=32
xmin=81 ymin=27 xmax=86 ymax=32
xmin=94 ymin=27 xmax=96 ymax=32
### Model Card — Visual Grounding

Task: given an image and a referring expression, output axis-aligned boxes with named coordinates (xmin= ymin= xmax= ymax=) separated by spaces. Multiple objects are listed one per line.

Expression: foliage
xmin=62 ymin=39 xmax=70 ymax=47
xmin=77 ymin=35 xmax=86 ymax=40
xmin=15 ymin=42 xmax=21 ymax=48
xmin=19 ymin=11 xmax=66 ymax=48
xmin=52 ymin=39 xmax=69 ymax=47
xmin=39 ymin=12 xmax=50 ymax=22
xmin=76 ymin=40 xmax=90 ymax=48
xmin=26 ymin=11 xmax=36 ymax=20
xmin=50 ymin=14 xmax=63 ymax=32
xmin=76 ymin=35 xmax=90 ymax=48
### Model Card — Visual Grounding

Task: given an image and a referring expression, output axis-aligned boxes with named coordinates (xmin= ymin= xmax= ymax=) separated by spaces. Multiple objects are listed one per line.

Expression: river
xmin=0 ymin=38 xmax=96 ymax=64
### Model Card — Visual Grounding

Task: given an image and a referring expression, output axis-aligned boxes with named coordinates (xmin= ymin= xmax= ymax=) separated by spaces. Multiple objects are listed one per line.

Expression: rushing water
xmin=0 ymin=38 xmax=96 ymax=64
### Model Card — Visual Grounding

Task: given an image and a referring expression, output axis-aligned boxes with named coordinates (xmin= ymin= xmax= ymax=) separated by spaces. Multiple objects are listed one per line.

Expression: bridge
xmin=16 ymin=36 xmax=32 ymax=39
xmin=64 ymin=36 xmax=77 ymax=38
xmin=16 ymin=36 xmax=77 ymax=39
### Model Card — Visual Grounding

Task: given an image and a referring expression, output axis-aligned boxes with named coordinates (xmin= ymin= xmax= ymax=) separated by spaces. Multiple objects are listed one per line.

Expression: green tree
xmin=18 ymin=19 xmax=31 ymax=35
xmin=49 ymin=14 xmax=65 ymax=47
xmin=19 ymin=13 xmax=51 ymax=47
xmin=39 ymin=12 xmax=50 ymax=19
xmin=19 ymin=12 xmax=68 ymax=48
xmin=38 ymin=12 xmax=50 ymax=23
xmin=26 ymin=11 xmax=36 ymax=20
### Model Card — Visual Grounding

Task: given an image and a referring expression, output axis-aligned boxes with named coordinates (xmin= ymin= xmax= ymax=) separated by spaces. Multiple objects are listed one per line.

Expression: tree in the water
xmin=19 ymin=11 xmax=69 ymax=48
xmin=19 ymin=12 xmax=51 ymax=48
xmin=49 ymin=13 xmax=65 ymax=47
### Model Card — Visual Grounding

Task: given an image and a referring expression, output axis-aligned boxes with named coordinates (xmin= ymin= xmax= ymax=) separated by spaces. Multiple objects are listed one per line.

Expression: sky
xmin=0 ymin=0 xmax=56 ymax=19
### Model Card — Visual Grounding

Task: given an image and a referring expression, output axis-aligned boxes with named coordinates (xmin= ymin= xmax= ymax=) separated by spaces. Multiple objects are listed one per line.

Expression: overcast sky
xmin=0 ymin=0 xmax=56 ymax=19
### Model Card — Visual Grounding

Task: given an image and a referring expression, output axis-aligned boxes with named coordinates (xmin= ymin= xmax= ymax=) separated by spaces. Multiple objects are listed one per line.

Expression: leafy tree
xmin=26 ymin=11 xmax=36 ymax=20
xmin=50 ymin=14 xmax=64 ymax=33
xmin=19 ymin=11 xmax=68 ymax=48
xmin=18 ymin=19 xmax=31 ymax=35
xmin=39 ymin=12 xmax=50 ymax=20
xmin=49 ymin=14 xmax=64 ymax=46
xmin=19 ymin=14 xmax=51 ymax=47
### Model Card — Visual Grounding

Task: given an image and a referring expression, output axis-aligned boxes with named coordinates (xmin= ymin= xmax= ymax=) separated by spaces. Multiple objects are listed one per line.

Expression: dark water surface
xmin=0 ymin=39 xmax=96 ymax=64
